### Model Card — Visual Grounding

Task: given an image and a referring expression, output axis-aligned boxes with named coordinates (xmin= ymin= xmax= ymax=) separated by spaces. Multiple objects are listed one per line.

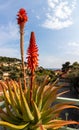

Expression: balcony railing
xmin=57 ymin=97 xmax=79 ymax=106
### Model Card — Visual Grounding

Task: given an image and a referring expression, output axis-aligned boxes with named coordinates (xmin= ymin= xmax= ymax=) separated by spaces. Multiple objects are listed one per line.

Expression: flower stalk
xmin=17 ymin=8 xmax=28 ymax=90
xmin=27 ymin=32 xmax=39 ymax=103
xmin=20 ymin=26 xmax=26 ymax=90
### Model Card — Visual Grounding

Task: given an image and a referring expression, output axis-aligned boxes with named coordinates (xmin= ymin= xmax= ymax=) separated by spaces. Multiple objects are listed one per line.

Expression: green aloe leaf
xmin=6 ymin=81 xmax=22 ymax=118
xmin=32 ymin=83 xmax=38 ymax=103
xmin=19 ymin=84 xmax=34 ymax=121
xmin=52 ymin=103 xmax=79 ymax=115
xmin=32 ymin=100 xmax=41 ymax=122
xmin=36 ymin=76 xmax=50 ymax=110
xmin=0 ymin=81 xmax=11 ymax=104
xmin=37 ymin=76 xmax=50 ymax=103
xmin=44 ymin=120 xmax=79 ymax=129
xmin=0 ymin=108 xmax=20 ymax=124
xmin=1 ymin=86 xmax=22 ymax=123
xmin=0 ymin=121 xmax=29 ymax=130
xmin=42 ymin=87 xmax=60 ymax=111
xmin=10 ymin=80 xmax=22 ymax=112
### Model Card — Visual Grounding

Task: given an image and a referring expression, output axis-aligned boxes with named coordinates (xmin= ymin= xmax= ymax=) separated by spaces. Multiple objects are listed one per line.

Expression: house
xmin=3 ymin=72 xmax=9 ymax=80
xmin=2 ymin=63 xmax=8 ymax=67
xmin=54 ymin=69 xmax=62 ymax=76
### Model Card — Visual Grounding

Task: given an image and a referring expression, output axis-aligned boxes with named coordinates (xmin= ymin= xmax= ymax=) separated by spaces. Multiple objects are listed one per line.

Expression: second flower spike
xmin=27 ymin=32 xmax=39 ymax=74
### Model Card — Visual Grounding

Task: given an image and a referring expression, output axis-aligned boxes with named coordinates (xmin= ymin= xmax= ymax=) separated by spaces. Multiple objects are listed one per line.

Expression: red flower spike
xmin=17 ymin=8 xmax=28 ymax=25
xmin=27 ymin=32 xmax=39 ymax=73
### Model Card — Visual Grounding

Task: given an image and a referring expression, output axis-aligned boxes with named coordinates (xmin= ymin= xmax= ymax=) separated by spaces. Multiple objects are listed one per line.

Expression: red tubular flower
xmin=27 ymin=32 xmax=39 ymax=74
xmin=17 ymin=8 xmax=28 ymax=26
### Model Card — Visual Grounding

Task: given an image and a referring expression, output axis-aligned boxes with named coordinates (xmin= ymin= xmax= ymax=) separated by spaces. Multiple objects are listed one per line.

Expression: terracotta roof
xmin=0 ymin=84 xmax=3 ymax=92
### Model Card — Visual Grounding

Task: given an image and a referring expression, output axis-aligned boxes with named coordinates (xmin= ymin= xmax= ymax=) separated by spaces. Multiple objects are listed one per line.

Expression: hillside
xmin=0 ymin=56 xmax=23 ymax=80
xmin=0 ymin=56 xmax=58 ymax=83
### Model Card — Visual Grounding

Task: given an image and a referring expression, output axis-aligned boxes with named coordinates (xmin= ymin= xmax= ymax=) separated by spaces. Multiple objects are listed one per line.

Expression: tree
xmin=72 ymin=62 xmax=79 ymax=70
xmin=67 ymin=62 xmax=79 ymax=97
xmin=62 ymin=61 xmax=71 ymax=72
xmin=9 ymin=71 xmax=20 ymax=80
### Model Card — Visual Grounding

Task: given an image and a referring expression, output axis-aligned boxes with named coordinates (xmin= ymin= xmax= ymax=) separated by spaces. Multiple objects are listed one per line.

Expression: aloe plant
xmin=0 ymin=8 xmax=79 ymax=130
xmin=0 ymin=79 xmax=79 ymax=130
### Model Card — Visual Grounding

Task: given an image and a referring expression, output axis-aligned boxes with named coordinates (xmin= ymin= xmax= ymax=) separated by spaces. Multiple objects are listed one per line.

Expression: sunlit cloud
xmin=42 ymin=17 xmax=73 ymax=30
xmin=68 ymin=42 xmax=79 ymax=47
xmin=42 ymin=0 xmax=77 ymax=30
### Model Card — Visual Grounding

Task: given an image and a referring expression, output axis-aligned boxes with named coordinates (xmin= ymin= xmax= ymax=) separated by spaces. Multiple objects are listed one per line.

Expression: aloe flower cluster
xmin=27 ymin=32 xmax=39 ymax=74
xmin=17 ymin=8 xmax=28 ymax=26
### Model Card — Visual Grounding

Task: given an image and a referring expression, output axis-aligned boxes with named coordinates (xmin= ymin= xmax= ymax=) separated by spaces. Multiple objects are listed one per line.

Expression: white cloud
xmin=43 ymin=17 xmax=72 ymax=29
xmin=42 ymin=0 xmax=77 ymax=30
xmin=48 ymin=0 xmax=59 ymax=9
xmin=72 ymin=0 xmax=77 ymax=9
xmin=68 ymin=42 xmax=79 ymax=47
xmin=55 ymin=1 xmax=72 ymax=19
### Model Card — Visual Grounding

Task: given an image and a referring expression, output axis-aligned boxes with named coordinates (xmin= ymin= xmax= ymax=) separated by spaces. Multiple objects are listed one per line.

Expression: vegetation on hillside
xmin=0 ymin=56 xmax=22 ymax=80
xmin=0 ymin=56 xmax=57 ymax=83
xmin=0 ymin=56 xmax=21 ymax=63
xmin=61 ymin=61 xmax=79 ymax=97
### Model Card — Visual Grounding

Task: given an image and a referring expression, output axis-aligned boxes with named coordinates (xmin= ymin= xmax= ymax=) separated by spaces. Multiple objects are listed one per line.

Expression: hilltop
xmin=0 ymin=56 xmax=21 ymax=63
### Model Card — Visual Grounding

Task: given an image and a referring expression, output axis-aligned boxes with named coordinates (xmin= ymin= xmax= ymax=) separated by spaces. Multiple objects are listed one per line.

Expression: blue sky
xmin=0 ymin=0 xmax=79 ymax=68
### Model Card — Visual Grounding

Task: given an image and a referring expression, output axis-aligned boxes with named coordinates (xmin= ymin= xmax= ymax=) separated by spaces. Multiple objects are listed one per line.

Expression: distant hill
xmin=0 ymin=56 xmax=21 ymax=63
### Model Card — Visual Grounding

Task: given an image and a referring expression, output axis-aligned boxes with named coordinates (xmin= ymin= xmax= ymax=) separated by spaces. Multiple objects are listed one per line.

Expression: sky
xmin=0 ymin=0 xmax=79 ymax=68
